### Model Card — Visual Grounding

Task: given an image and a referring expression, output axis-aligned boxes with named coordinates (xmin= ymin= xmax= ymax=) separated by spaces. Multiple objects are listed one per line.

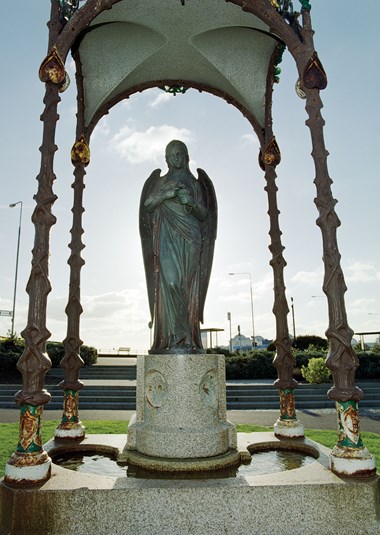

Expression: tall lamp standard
xmin=290 ymin=297 xmax=296 ymax=345
xmin=227 ymin=312 xmax=232 ymax=352
xmin=229 ymin=272 xmax=255 ymax=348
xmin=9 ymin=201 xmax=23 ymax=337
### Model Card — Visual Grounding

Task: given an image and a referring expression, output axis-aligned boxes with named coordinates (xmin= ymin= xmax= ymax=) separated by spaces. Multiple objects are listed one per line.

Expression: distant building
xmin=230 ymin=333 xmax=273 ymax=351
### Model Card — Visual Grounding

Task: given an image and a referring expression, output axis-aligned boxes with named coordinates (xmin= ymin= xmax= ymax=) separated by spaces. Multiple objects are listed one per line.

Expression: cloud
xmin=345 ymin=262 xmax=380 ymax=283
xmin=110 ymin=124 xmax=194 ymax=164
xmin=240 ymin=133 xmax=259 ymax=146
xmin=45 ymin=289 xmax=150 ymax=351
xmin=148 ymin=92 xmax=173 ymax=109
xmin=90 ymin=116 xmax=111 ymax=141
xmin=291 ymin=269 xmax=323 ymax=285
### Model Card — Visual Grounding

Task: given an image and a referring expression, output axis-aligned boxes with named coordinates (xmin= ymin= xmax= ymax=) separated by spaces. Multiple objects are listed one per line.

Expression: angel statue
xmin=140 ymin=140 xmax=217 ymax=354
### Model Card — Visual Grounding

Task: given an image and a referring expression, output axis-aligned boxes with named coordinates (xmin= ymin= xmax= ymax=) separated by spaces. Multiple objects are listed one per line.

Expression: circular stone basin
xmin=53 ymin=452 xmax=127 ymax=478
xmin=239 ymin=449 xmax=315 ymax=476
xmin=53 ymin=446 xmax=317 ymax=479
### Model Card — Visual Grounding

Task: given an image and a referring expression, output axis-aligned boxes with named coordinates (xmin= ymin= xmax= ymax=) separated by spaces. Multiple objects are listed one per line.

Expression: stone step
xmin=46 ymin=367 xmax=137 ymax=380
xmin=1 ymin=392 xmax=380 ymax=410
xmin=1 ymin=398 xmax=378 ymax=410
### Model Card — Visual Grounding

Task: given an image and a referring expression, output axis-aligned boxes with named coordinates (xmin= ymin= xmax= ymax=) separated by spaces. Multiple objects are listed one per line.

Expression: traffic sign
xmin=0 ymin=310 xmax=12 ymax=317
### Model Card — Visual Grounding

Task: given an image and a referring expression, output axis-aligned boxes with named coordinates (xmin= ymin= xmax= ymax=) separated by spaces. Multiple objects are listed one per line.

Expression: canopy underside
xmin=75 ymin=0 xmax=282 ymax=131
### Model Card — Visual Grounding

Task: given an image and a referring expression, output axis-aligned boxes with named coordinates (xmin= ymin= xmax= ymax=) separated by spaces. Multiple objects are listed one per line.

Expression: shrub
xmin=225 ymin=351 xmax=277 ymax=380
xmin=0 ymin=337 xmax=97 ymax=378
xmin=80 ymin=344 xmax=98 ymax=366
xmin=294 ymin=335 xmax=328 ymax=351
xmin=301 ymin=357 xmax=331 ymax=384
xmin=0 ymin=352 xmax=21 ymax=373
xmin=0 ymin=337 xmax=24 ymax=355
xmin=46 ymin=342 xmax=65 ymax=367
xmin=356 ymin=351 xmax=380 ymax=380
xmin=47 ymin=342 xmax=98 ymax=367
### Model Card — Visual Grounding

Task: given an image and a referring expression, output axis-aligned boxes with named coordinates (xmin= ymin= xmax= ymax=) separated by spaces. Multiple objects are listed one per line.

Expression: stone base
xmin=274 ymin=418 xmax=304 ymax=438
xmin=4 ymin=451 xmax=52 ymax=486
xmin=330 ymin=445 xmax=377 ymax=477
xmin=124 ymin=448 xmax=241 ymax=472
xmin=125 ymin=354 xmax=237 ymax=466
xmin=54 ymin=421 xmax=85 ymax=439
xmin=1 ymin=433 xmax=379 ymax=535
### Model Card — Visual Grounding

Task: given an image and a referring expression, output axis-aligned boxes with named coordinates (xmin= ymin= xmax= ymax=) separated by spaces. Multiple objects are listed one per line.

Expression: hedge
xmin=225 ymin=350 xmax=380 ymax=381
xmin=0 ymin=338 xmax=98 ymax=377
xmin=225 ymin=351 xmax=277 ymax=380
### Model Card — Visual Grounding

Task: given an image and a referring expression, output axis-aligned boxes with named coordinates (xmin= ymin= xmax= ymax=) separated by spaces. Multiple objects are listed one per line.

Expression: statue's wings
xmin=197 ymin=168 xmax=217 ymax=324
xmin=139 ymin=169 xmax=161 ymax=321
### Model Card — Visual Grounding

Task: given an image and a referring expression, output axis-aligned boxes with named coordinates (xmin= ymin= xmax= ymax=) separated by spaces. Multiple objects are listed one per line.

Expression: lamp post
xmin=9 ymin=201 xmax=23 ymax=337
xmin=227 ymin=312 xmax=232 ymax=352
xmin=290 ymin=297 xmax=296 ymax=345
xmin=229 ymin=272 xmax=255 ymax=348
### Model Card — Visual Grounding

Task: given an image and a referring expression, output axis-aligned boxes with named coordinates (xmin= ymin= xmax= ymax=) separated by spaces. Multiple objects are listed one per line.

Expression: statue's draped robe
xmin=151 ymin=176 xmax=205 ymax=350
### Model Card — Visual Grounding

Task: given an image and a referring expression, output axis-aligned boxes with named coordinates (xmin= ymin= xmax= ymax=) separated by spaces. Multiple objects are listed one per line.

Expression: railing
xmin=97 ymin=348 xmax=148 ymax=356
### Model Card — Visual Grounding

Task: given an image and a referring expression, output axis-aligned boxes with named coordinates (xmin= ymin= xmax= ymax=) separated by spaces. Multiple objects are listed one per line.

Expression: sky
xmin=0 ymin=1 xmax=379 ymax=353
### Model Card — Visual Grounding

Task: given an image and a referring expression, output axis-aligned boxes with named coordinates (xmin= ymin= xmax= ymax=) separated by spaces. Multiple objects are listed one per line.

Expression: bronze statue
xmin=140 ymin=140 xmax=217 ymax=354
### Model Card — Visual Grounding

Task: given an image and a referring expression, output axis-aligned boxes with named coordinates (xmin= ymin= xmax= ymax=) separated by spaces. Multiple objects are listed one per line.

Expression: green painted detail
xmin=299 ymin=0 xmax=312 ymax=11
xmin=16 ymin=404 xmax=44 ymax=454
xmin=274 ymin=44 xmax=286 ymax=83
xmin=160 ymin=85 xmax=188 ymax=96
xmin=336 ymin=400 xmax=364 ymax=449
xmin=280 ymin=414 xmax=297 ymax=421
xmin=279 ymin=388 xmax=297 ymax=420
xmin=57 ymin=0 xmax=83 ymax=22
xmin=65 ymin=388 xmax=79 ymax=397
xmin=338 ymin=435 xmax=364 ymax=449
xmin=62 ymin=389 xmax=80 ymax=423
xmin=274 ymin=2 xmax=303 ymax=41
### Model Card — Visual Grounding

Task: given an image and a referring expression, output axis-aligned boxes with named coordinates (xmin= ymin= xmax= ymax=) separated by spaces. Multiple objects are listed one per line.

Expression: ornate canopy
xmin=73 ymin=0 xmax=282 ymax=137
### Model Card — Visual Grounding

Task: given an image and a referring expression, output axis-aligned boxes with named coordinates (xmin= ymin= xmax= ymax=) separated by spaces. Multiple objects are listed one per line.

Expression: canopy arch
xmin=67 ymin=0 xmax=287 ymax=144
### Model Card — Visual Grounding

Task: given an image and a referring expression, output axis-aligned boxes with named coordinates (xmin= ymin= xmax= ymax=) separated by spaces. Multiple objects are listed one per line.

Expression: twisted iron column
xmin=300 ymin=8 xmax=376 ymax=478
xmin=263 ymin=160 xmax=303 ymax=438
xmin=55 ymin=157 xmax=87 ymax=439
xmin=4 ymin=3 xmax=62 ymax=485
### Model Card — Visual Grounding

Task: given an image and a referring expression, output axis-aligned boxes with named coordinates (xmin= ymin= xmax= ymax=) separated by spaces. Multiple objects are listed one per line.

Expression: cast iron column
xmin=263 ymin=155 xmax=304 ymax=438
xmin=4 ymin=1 xmax=63 ymax=485
xmin=300 ymin=8 xmax=375 ymax=476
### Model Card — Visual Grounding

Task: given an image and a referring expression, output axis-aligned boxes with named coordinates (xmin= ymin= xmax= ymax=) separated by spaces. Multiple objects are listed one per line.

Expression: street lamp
xmin=9 ymin=201 xmax=23 ymax=337
xmin=228 ymin=272 xmax=255 ymax=348
xmin=290 ymin=297 xmax=296 ymax=344
xmin=227 ymin=312 xmax=232 ymax=352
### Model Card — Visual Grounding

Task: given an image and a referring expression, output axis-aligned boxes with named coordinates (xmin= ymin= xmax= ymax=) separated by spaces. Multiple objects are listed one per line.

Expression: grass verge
xmin=0 ymin=421 xmax=379 ymax=478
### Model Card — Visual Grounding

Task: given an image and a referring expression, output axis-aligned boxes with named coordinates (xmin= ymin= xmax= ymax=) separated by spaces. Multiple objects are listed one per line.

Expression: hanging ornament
xmin=262 ymin=137 xmax=281 ymax=167
xmin=302 ymin=52 xmax=327 ymax=90
xmin=59 ymin=72 xmax=70 ymax=93
xmin=71 ymin=135 xmax=90 ymax=166
xmin=39 ymin=45 xmax=66 ymax=85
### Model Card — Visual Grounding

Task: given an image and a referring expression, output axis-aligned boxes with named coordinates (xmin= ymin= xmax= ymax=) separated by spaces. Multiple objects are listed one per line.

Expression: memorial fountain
xmin=1 ymin=2 xmax=378 ymax=534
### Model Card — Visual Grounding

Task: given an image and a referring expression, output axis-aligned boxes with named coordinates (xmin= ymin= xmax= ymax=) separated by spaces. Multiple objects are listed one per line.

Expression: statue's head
xmin=165 ymin=140 xmax=190 ymax=170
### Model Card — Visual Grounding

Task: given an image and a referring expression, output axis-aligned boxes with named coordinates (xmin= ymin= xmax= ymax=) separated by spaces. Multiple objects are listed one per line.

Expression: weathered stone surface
xmin=125 ymin=354 xmax=237 ymax=461
xmin=1 ymin=434 xmax=379 ymax=535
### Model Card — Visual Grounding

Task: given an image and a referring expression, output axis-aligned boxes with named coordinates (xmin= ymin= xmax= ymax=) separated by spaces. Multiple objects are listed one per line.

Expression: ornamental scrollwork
xmin=56 ymin=0 xmax=86 ymax=23
xmin=271 ymin=0 xmax=312 ymax=39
